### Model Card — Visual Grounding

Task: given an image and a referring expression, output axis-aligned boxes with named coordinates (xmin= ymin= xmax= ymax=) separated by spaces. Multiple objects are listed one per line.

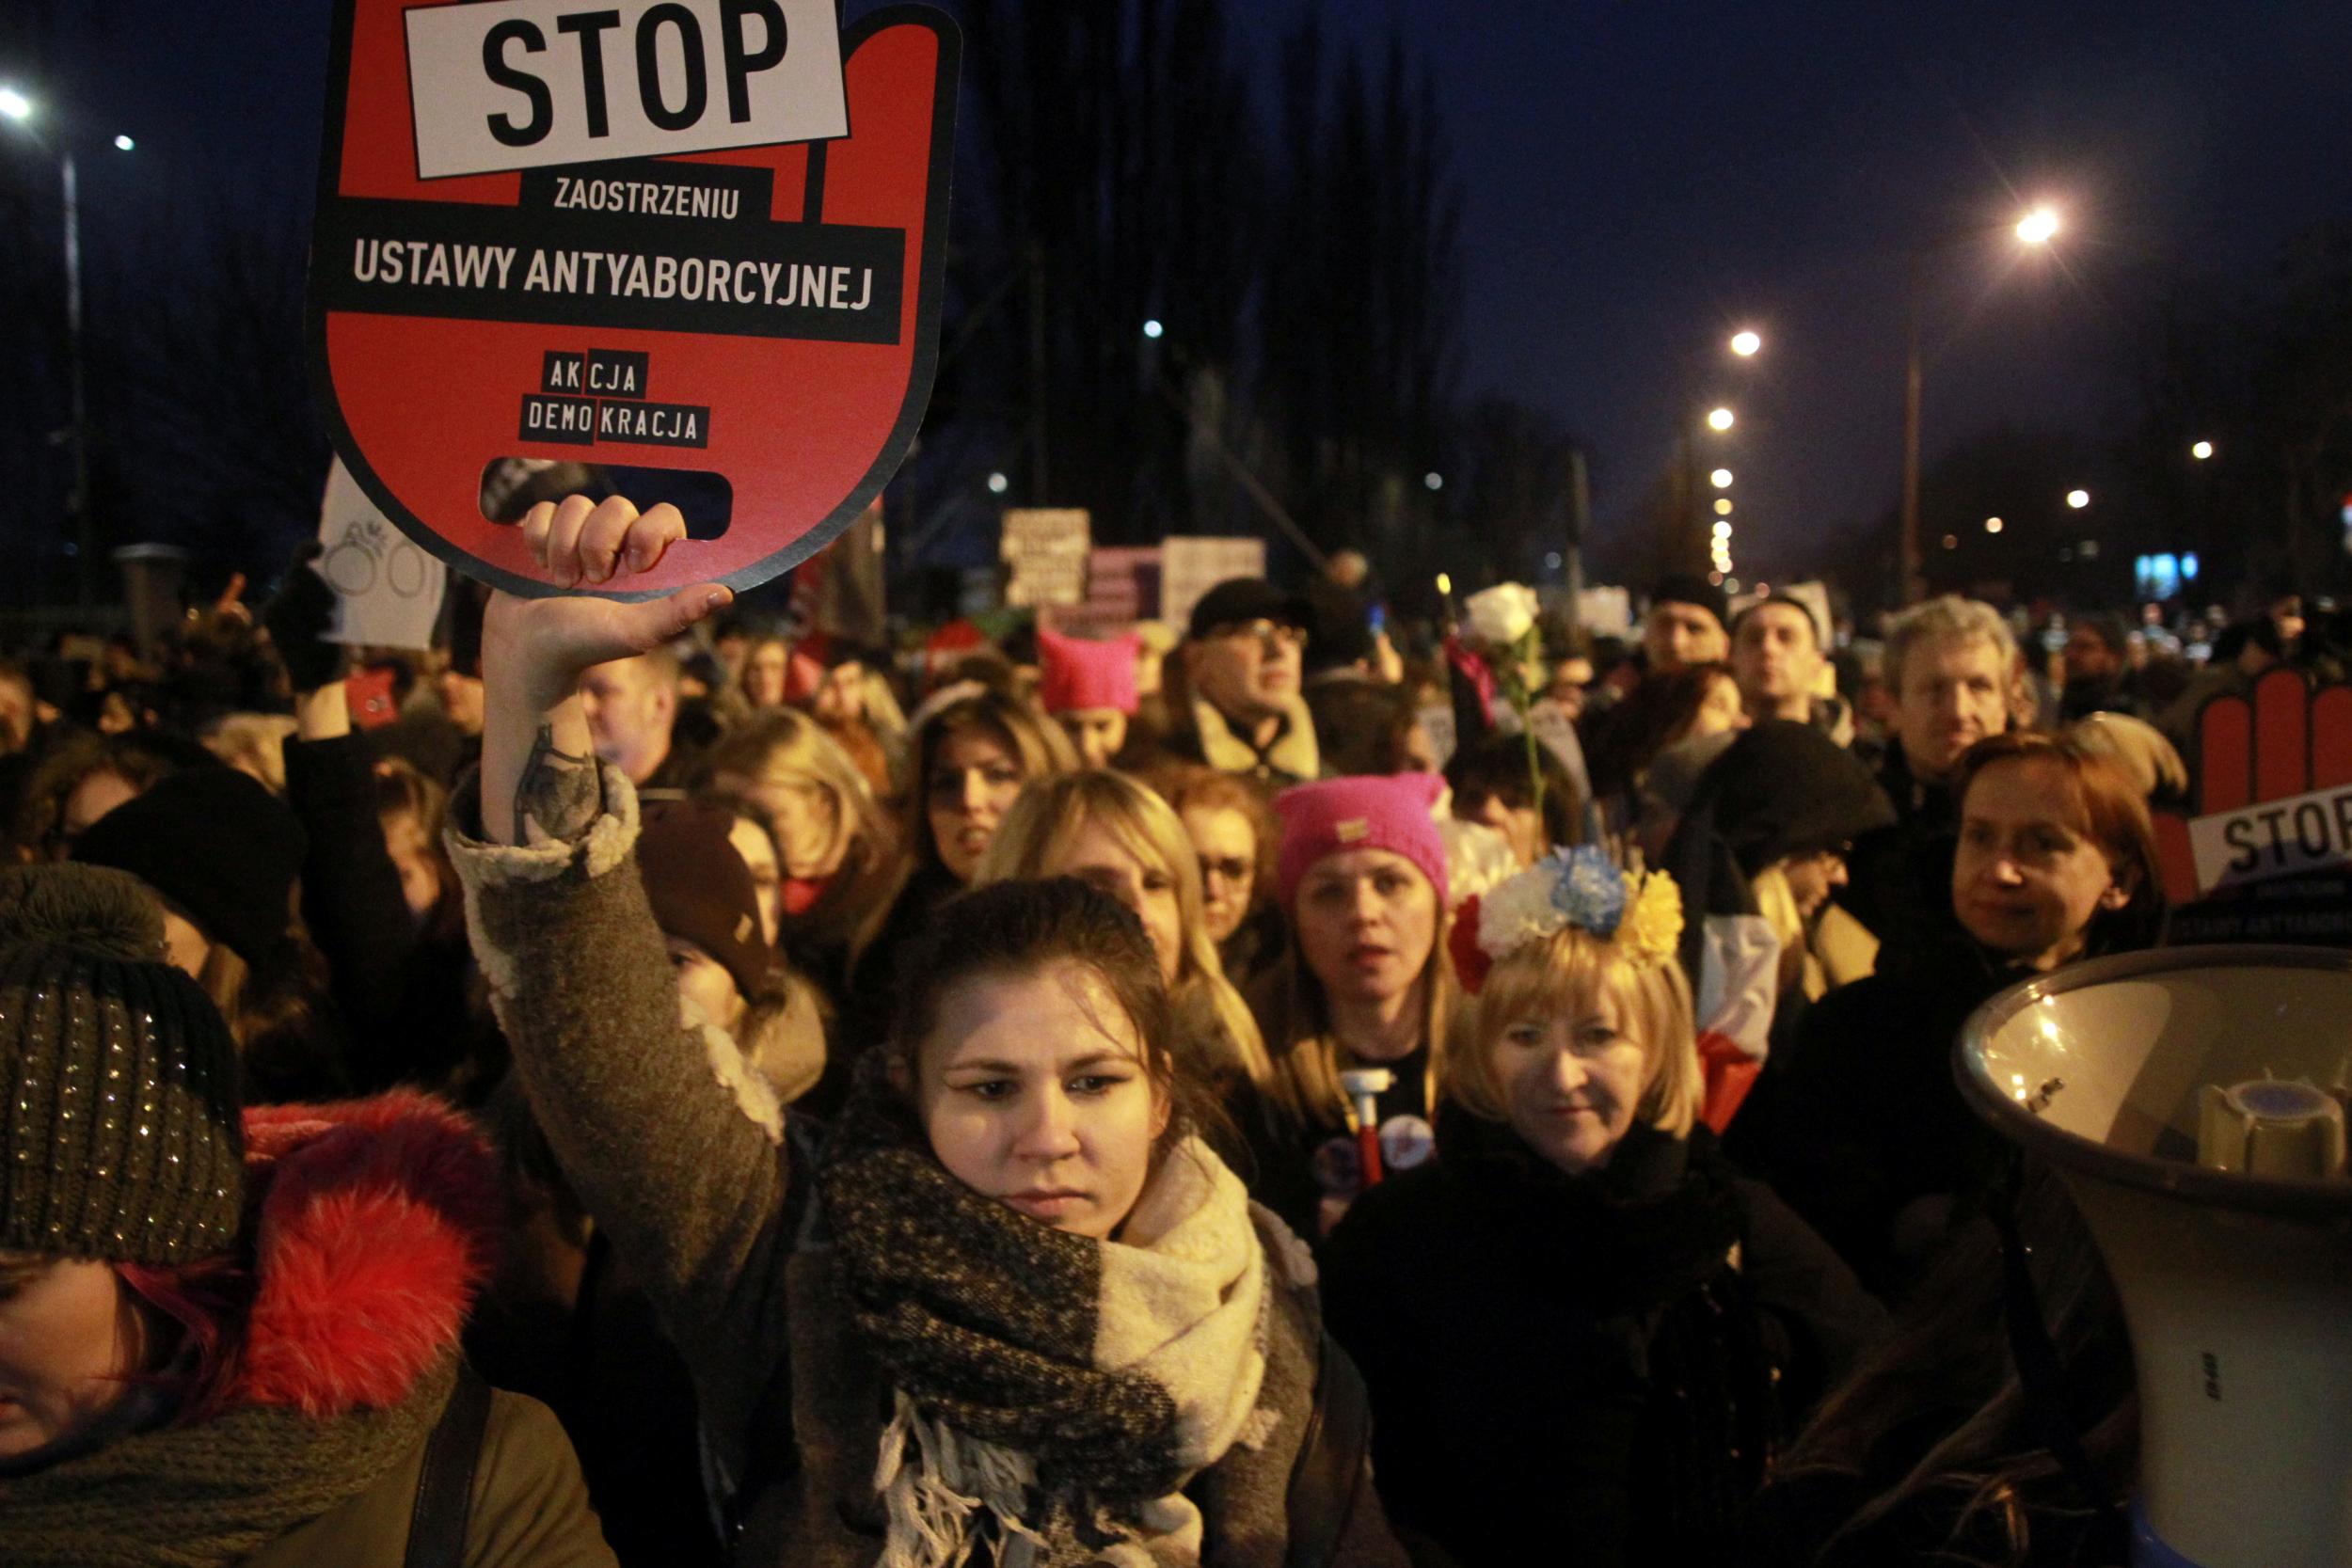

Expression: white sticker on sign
xmin=2188 ymin=783 xmax=2352 ymax=894
xmin=405 ymin=0 xmax=848 ymax=181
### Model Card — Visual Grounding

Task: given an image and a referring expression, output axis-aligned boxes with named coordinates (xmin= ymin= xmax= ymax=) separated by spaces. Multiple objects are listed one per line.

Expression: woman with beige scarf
xmin=449 ymin=495 xmax=1405 ymax=1568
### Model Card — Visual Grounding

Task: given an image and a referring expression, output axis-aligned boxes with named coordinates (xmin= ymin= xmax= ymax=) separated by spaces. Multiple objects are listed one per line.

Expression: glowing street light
xmin=2066 ymin=488 xmax=2090 ymax=510
xmin=2016 ymin=207 xmax=2059 ymax=245
xmin=1709 ymin=467 xmax=1734 ymax=488
xmin=1706 ymin=407 xmax=1735 ymax=432
xmin=1423 ymin=471 xmax=1443 ymax=492
xmin=0 ymin=87 xmax=30 ymax=122
xmin=2191 ymin=440 xmax=2214 ymax=461
xmin=1942 ymin=533 xmax=1959 ymax=550
xmin=1712 ymin=520 xmax=1733 ymax=539
xmin=1713 ymin=498 xmax=1734 ymax=516
xmin=1985 ymin=516 xmax=2004 ymax=533
xmin=1436 ymin=572 xmax=1453 ymax=597
xmin=1141 ymin=319 xmax=1164 ymax=340
xmin=986 ymin=471 xmax=1009 ymax=495
xmin=1729 ymin=330 xmax=1761 ymax=357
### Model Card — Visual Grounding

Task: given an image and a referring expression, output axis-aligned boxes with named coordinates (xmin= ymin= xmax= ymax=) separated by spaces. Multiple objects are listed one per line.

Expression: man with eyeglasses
xmin=1164 ymin=578 xmax=1324 ymax=787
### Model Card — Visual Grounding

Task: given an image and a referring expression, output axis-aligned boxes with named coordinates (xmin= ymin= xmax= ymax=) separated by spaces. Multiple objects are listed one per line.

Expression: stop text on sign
xmin=405 ymin=0 xmax=847 ymax=180
xmin=2189 ymin=782 xmax=2352 ymax=894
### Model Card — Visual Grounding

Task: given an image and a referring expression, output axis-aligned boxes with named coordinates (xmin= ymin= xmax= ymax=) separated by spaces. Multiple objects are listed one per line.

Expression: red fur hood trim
xmin=230 ymin=1091 xmax=500 ymax=1418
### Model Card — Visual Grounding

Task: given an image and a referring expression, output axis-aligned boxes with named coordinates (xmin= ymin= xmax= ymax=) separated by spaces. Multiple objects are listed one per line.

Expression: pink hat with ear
xmin=1273 ymin=772 xmax=1450 ymax=911
xmin=1037 ymin=626 xmax=1140 ymax=716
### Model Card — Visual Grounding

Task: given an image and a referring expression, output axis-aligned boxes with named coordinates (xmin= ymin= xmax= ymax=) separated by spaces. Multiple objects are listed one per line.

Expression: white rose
xmin=1464 ymin=583 xmax=1540 ymax=648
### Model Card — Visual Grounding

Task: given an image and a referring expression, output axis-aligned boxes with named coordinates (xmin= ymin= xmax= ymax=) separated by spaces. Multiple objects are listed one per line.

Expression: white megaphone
xmin=1958 ymin=945 xmax=2352 ymax=1568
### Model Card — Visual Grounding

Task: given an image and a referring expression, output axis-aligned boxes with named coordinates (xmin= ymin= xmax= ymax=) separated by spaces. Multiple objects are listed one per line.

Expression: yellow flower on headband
xmin=1616 ymin=870 xmax=1684 ymax=968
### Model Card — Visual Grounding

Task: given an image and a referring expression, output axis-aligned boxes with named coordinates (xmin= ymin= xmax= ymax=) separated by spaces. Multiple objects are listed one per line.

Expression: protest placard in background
xmin=309 ymin=0 xmax=960 ymax=600
xmin=318 ymin=457 xmax=447 ymax=649
xmin=1160 ymin=537 xmax=1266 ymax=633
xmin=1574 ymin=586 xmax=1632 ymax=637
xmin=1000 ymin=509 xmax=1090 ymax=608
xmin=1051 ymin=546 xmax=1162 ymax=638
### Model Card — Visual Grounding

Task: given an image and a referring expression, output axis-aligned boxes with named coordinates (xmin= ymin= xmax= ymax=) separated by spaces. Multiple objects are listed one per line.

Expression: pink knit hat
xmin=1037 ymin=626 xmax=1139 ymax=716
xmin=1273 ymin=773 xmax=1450 ymax=911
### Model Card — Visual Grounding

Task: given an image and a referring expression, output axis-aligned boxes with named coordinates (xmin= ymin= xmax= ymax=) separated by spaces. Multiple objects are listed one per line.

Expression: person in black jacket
xmin=1324 ymin=847 xmax=1883 ymax=1568
xmin=1760 ymin=730 xmax=2167 ymax=1301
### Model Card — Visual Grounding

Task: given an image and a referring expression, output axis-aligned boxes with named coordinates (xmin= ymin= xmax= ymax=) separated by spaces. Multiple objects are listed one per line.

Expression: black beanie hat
xmin=73 ymin=767 xmax=307 ymax=968
xmin=637 ymin=802 xmax=782 ymax=1001
xmin=1693 ymin=720 xmax=1897 ymax=877
xmin=0 ymin=864 xmax=246 ymax=1264
xmin=1650 ymin=573 xmax=1729 ymax=632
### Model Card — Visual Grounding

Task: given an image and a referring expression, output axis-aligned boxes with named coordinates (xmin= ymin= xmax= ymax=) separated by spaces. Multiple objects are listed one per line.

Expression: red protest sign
xmin=2156 ymin=668 xmax=2352 ymax=944
xmin=308 ymin=0 xmax=958 ymax=599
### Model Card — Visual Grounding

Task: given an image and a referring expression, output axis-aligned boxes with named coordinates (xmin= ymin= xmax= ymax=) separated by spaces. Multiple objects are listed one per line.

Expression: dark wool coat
xmin=1322 ymin=1119 xmax=1884 ymax=1568
xmin=1836 ymin=743 xmax=1970 ymax=959
xmin=451 ymin=769 xmax=1407 ymax=1568
xmin=1751 ymin=936 xmax=2028 ymax=1301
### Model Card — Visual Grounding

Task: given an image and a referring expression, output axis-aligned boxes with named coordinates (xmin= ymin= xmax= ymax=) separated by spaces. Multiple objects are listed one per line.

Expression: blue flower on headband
xmin=1547 ymin=846 xmax=1628 ymax=938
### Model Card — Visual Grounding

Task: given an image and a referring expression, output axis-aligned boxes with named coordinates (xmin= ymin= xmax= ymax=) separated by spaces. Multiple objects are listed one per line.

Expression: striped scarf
xmin=818 ymin=1069 xmax=1271 ymax=1567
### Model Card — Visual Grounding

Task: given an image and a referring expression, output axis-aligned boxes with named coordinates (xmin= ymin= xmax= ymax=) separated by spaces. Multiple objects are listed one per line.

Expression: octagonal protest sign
xmin=308 ymin=0 xmax=958 ymax=598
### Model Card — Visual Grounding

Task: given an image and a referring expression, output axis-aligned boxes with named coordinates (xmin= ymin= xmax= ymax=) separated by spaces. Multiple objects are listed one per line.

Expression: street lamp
xmin=986 ymin=471 xmax=1009 ymax=495
xmin=1706 ymin=406 xmax=1735 ymax=432
xmin=1140 ymin=318 xmax=1164 ymax=341
xmin=1729 ymin=330 xmax=1761 ymax=357
xmin=1985 ymin=516 xmax=2004 ymax=533
xmin=0 ymin=85 xmax=134 ymax=605
xmin=1899 ymin=204 xmax=2066 ymax=606
xmin=1710 ymin=467 xmax=1733 ymax=488
xmin=1423 ymin=471 xmax=1443 ymax=492
xmin=2191 ymin=440 xmax=2214 ymax=461
xmin=1713 ymin=498 xmax=1734 ymax=515
xmin=2067 ymin=489 xmax=2090 ymax=510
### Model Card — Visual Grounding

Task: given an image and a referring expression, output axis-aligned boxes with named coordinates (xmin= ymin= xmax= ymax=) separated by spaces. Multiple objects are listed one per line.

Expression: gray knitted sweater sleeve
xmin=447 ymin=765 xmax=794 ymax=1463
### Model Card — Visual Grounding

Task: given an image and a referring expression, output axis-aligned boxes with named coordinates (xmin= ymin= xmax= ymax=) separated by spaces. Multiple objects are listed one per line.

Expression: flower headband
xmin=1446 ymin=845 xmax=1683 ymax=994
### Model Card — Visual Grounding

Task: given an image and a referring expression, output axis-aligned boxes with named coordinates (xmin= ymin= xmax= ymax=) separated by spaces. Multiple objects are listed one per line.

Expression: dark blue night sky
xmin=33 ymin=0 xmax=2352 ymax=580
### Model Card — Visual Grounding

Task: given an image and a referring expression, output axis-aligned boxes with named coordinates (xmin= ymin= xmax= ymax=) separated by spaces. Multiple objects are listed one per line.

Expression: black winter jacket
xmin=1322 ymin=1117 xmax=1883 ymax=1568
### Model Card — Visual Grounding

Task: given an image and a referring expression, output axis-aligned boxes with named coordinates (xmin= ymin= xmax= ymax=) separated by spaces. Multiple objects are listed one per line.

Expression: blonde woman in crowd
xmin=1243 ymin=773 xmax=1458 ymax=1242
xmin=698 ymin=707 xmax=899 ymax=1005
xmin=977 ymin=768 xmax=1270 ymax=1095
xmin=1322 ymin=847 xmax=1880 ymax=1567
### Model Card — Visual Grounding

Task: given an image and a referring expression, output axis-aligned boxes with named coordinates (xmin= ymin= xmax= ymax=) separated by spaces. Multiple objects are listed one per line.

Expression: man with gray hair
xmin=1840 ymin=594 xmax=2017 ymax=949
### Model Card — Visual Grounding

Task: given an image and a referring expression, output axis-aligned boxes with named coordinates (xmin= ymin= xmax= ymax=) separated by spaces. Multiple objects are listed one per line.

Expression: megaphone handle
xmin=1990 ymin=1168 xmax=2125 ymax=1535
xmin=1357 ymin=1120 xmax=1385 ymax=1186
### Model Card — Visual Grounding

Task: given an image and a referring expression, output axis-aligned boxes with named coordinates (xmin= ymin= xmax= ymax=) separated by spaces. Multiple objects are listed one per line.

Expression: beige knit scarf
xmin=863 ymin=1141 xmax=1274 ymax=1568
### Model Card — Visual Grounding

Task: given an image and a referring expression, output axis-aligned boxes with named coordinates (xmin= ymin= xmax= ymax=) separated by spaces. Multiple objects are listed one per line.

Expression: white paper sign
xmin=318 ymin=458 xmax=449 ymax=649
xmin=1575 ymin=585 xmax=1632 ymax=637
xmin=2188 ymin=784 xmax=2352 ymax=894
xmin=1000 ymin=508 xmax=1091 ymax=608
xmin=405 ymin=0 xmax=848 ymax=180
xmin=1160 ymin=536 xmax=1267 ymax=635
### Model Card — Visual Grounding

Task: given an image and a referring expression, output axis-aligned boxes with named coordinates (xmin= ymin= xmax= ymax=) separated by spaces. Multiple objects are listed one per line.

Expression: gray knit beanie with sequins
xmin=0 ymin=863 xmax=246 ymax=1263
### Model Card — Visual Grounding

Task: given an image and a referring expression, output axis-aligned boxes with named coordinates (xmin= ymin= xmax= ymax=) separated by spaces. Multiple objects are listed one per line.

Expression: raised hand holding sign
xmin=310 ymin=0 xmax=958 ymax=600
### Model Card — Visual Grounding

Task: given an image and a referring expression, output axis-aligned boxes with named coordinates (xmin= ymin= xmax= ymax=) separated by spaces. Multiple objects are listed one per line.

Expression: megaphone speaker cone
xmin=1958 ymin=945 xmax=2352 ymax=1568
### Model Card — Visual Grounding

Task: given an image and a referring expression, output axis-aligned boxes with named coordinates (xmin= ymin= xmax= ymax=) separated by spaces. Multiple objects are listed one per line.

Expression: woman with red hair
xmin=1756 ymin=730 xmax=2168 ymax=1297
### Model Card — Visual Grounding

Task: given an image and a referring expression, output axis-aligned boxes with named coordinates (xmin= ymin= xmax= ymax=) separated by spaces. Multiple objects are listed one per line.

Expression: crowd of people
xmin=0 ymin=485 xmax=2329 ymax=1566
